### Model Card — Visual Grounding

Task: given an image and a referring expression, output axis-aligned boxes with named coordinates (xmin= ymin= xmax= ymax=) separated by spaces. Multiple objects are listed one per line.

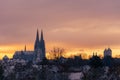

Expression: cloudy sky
xmin=0 ymin=0 xmax=120 ymax=58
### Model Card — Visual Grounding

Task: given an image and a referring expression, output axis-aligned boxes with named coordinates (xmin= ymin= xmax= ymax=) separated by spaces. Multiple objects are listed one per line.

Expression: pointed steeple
xmin=39 ymin=29 xmax=46 ymax=59
xmin=34 ymin=29 xmax=40 ymax=51
xmin=41 ymin=29 xmax=43 ymax=40
xmin=36 ymin=29 xmax=39 ymax=41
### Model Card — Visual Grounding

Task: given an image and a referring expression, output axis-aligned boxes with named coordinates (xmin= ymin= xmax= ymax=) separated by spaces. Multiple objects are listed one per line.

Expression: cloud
xmin=0 ymin=0 xmax=120 ymax=49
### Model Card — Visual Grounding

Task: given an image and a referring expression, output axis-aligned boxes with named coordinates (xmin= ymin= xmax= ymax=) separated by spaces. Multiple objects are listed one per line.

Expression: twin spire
xmin=34 ymin=29 xmax=44 ymax=51
xmin=36 ymin=29 xmax=44 ymax=42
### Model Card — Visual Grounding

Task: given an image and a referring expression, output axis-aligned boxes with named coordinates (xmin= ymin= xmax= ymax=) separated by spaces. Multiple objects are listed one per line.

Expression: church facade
xmin=13 ymin=30 xmax=46 ymax=62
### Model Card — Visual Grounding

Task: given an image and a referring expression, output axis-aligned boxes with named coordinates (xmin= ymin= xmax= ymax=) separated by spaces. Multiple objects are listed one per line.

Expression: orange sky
xmin=0 ymin=0 xmax=120 ymax=59
xmin=0 ymin=43 xmax=120 ymax=59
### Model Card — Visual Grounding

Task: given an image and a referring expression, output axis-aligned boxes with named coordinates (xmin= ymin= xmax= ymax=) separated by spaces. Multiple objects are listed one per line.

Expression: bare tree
xmin=50 ymin=47 xmax=65 ymax=59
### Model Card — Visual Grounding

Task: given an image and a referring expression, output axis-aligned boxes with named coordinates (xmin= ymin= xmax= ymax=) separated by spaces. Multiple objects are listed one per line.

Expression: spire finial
xmin=41 ymin=29 xmax=43 ymax=40
xmin=36 ymin=29 xmax=39 ymax=41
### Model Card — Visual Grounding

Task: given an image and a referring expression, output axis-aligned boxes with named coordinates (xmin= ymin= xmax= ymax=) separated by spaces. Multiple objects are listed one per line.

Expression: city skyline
xmin=1 ymin=0 xmax=120 ymax=59
xmin=0 ymin=29 xmax=119 ymax=59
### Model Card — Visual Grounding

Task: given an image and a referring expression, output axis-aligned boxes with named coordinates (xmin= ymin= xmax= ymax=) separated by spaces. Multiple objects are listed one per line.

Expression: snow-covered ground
xmin=69 ymin=72 xmax=83 ymax=80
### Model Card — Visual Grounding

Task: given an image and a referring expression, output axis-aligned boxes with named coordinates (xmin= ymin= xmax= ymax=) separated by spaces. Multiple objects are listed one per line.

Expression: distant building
xmin=103 ymin=48 xmax=113 ymax=67
xmin=13 ymin=29 xmax=46 ymax=62
xmin=3 ymin=55 xmax=9 ymax=61
xmin=104 ymin=48 xmax=112 ymax=57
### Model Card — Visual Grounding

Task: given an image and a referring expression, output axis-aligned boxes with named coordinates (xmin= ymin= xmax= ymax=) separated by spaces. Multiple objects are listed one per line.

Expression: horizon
xmin=0 ymin=30 xmax=120 ymax=59
xmin=1 ymin=0 xmax=120 ymax=59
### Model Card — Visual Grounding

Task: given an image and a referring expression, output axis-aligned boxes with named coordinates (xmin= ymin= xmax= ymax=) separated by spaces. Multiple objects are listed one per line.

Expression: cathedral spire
xmin=39 ymin=29 xmax=46 ymax=59
xmin=41 ymin=29 xmax=44 ymax=40
xmin=36 ymin=29 xmax=39 ymax=41
xmin=34 ymin=29 xmax=40 ymax=51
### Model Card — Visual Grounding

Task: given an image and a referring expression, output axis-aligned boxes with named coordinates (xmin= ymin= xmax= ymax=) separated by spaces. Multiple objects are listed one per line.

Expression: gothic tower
xmin=34 ymin=29 xmax=40 ymax=51
xmin=34 ymin=29 xmax=46 ymax=60
xmin=39 ymin=30 xmax=46 ymax=59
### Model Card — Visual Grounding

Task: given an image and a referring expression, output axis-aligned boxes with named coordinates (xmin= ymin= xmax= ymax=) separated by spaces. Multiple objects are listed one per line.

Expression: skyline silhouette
xmin=1 ymin=0 xmax=120 ymax=59
xmin=0 ymin=29 xmax=118 ymax=60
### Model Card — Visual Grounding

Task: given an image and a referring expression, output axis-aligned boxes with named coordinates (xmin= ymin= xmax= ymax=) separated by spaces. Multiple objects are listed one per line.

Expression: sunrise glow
xmin=0 ymin=0 xmax=120 ymax=59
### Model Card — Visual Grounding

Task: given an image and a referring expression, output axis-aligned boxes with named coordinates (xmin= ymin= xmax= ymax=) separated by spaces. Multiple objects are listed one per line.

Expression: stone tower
xmin=34 ymin=29 xmax=46 ymax=60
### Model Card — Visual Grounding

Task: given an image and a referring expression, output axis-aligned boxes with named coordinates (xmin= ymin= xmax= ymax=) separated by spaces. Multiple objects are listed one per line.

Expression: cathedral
xmin=13 ymin=30 xmax=46 ymax=62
